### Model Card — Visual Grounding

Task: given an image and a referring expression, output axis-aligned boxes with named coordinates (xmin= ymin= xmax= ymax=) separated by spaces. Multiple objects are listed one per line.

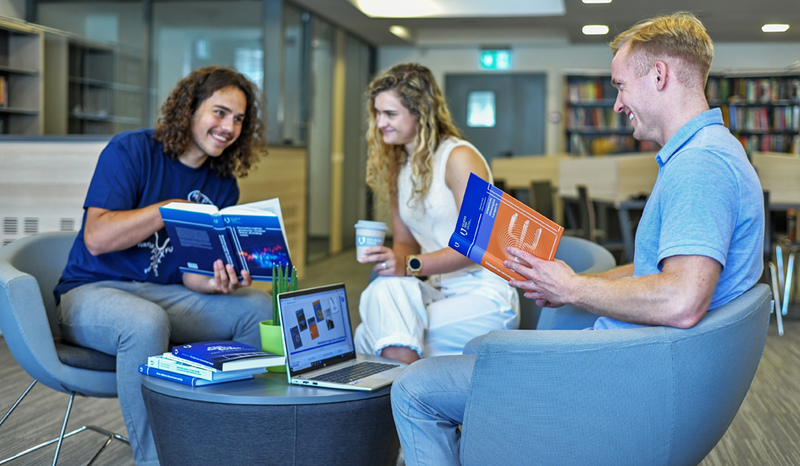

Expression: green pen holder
xmin=260 ymin=320 xmax=286 ymax=373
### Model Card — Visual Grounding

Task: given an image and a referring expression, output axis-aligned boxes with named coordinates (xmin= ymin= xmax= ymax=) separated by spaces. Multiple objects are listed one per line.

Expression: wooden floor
xmin=2 ymin=248 xmax=800 ymax=465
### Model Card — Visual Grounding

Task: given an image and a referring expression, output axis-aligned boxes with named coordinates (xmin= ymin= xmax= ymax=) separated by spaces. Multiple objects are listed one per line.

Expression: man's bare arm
xmin=506 ymin=250 xmax=720 ymax=329
xmin=83 ymin=201 xmax=185 ymax=256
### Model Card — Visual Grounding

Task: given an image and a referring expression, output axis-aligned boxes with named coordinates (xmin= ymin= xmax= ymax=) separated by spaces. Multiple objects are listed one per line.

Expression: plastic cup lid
xmin=355 ymin=220 xmax=387 ymax=230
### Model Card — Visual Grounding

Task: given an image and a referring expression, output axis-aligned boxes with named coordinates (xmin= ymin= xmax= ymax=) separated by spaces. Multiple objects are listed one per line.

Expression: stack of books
xmin=138 ymin=340 xmax=285 ymax=387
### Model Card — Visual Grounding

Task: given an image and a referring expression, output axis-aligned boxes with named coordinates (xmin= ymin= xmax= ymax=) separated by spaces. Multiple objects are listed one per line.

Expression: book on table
xmin=147 ymin=354 xmax=269 ymax=381
xmin=138 ymin=364 xmax=254 ymax=387
xmin=449 ymin=173 xmax=564 ymax=281
xmin=172 ymin=340 xmax=285 ymax=371
xmin=159 ymin=198 xmax=292 ymax=281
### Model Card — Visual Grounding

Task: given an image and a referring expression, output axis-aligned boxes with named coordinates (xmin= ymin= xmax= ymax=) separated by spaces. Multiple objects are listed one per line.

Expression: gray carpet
xmin=2 ymin=249 xmax=799 ymax=465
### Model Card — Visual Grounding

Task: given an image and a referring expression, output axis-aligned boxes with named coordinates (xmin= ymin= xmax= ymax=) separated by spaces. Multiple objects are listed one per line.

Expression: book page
xmin=222 ymin=198 xmax=281 ymax=216
xmin=161 ymin=202 xmax=220 ymax=214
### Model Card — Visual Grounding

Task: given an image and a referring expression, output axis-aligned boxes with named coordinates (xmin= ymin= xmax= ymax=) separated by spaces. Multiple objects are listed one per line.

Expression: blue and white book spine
xmin=147 ymin=355 xmax=265 ymax=381
xmin=138 ymin=365 xmax=253 ymax=387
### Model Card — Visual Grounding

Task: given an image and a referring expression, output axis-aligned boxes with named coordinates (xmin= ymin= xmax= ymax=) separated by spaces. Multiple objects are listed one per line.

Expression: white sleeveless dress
xmin=354 ymin=137 xmax=519 ymax=358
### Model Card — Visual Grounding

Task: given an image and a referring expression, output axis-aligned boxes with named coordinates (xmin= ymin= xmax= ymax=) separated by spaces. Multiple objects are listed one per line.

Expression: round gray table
xmin=141 ymin=359 xmax=400 ymax=466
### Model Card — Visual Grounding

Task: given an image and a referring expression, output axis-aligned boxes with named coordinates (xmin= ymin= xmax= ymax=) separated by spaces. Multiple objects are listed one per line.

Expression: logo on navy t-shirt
xmin=188 ymin=190 xmax=214 ymax=205
xmin=137 ymin=190 xmax=214 ymax=277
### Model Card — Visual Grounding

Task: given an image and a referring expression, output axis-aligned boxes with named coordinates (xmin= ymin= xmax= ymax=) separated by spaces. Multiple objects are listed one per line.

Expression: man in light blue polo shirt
xmin=390 ymin=12 xmax=764 ymax=466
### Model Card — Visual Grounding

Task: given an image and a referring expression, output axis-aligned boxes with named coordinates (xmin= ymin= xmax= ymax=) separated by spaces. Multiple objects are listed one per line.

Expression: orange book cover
xmin=449 ymin=173 xmax=564 ymax=281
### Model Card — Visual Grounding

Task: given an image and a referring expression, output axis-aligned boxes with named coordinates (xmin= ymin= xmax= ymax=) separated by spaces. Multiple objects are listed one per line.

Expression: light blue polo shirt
xmin=594 ymin=108 xmax=764 ymax=330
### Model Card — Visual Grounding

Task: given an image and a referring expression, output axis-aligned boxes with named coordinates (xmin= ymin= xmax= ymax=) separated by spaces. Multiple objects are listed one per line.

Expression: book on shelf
xmin=138 ymin=364 xmax=253 ymax=387
xmin=449 ymin=173 xmax=564 ymax=282
xmin=172 ymin=340 xmax=285 ymax=371
xmin=0 ymin=76 xmax=6 ymax=108
xmin=147 ymin=354 xmax=268 ymax=381
xmin=159 ymin=198 xmax=292 ymax=281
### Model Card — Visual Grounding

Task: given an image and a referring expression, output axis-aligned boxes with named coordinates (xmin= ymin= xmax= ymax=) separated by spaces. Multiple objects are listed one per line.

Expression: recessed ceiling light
xmin=582 ymin=25 xmax=610 ymax=35
xmin=389 ymin=25 xmax=411 ymax=40
xmin=582 ymin=0 xmax=612 ymax=3
xmin=762 ymin=24 xmax=790 ymax=33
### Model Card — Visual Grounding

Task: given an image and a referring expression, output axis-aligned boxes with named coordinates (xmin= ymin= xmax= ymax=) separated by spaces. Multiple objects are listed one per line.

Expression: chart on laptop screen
xmin=280 ymin=287 xmax=353 ymax=371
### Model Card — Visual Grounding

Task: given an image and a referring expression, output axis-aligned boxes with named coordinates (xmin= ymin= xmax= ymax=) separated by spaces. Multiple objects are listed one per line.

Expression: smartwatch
xmin=406 ymin=255 xmax=423 ymax=277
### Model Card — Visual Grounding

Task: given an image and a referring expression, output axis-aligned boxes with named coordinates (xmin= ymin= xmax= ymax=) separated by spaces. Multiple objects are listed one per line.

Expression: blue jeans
xmin=391 ymin=354 xmax=477 ymax=466
xmin=57 ymin=280 xmax=272 ymax=466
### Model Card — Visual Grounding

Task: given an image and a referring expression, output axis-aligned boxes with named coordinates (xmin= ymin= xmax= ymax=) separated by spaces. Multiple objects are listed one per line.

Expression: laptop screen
xmin=277 ymin=284 xmax=356 ymax=376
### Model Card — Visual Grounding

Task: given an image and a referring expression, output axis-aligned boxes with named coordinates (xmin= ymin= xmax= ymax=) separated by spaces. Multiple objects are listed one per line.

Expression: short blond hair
xmin=610 ymin=11 xmax=713 ymax=90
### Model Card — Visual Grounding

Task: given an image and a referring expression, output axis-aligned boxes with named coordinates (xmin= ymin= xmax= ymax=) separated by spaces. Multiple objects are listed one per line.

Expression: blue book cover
xmin=172 ymin=340 xmax=285 ymax=371
xmin=138 ymin=364 xmax=254 ymax=387
xmin=159 ymin=198 xmax=292 ymax=281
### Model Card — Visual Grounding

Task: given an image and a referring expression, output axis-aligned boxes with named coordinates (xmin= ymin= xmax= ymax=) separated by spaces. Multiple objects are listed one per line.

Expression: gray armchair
xmin=460 ymin=284 xmax=771 ymax=466
xmin=0 ymin=232 xmax=129 ymax=465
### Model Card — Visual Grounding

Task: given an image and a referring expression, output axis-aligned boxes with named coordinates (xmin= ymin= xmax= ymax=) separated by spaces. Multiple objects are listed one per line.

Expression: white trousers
xmin=354 ymin=269 xmax=519 ymax=358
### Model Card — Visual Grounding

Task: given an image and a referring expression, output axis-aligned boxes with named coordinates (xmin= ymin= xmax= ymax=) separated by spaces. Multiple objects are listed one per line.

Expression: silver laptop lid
xmin=277 ymin=283 xmax=357 ymax=377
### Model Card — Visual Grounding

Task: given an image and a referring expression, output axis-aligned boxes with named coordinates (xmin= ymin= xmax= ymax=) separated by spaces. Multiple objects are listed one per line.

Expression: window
xmin=467 ymin=91 xmax=496 ymax=127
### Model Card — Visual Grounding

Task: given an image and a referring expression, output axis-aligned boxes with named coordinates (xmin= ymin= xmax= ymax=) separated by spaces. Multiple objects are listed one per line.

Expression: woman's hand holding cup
xmin=360 ymin=246 xmax=399 ymax=276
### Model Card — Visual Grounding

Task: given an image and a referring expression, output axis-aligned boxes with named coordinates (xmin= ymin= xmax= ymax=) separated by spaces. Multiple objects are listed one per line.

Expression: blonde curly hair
xmin=365 ymin=63 xmax=461 ymax=206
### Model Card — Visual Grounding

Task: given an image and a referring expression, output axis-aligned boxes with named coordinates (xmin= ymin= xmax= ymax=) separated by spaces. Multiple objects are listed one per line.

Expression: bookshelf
xmin=706 ymin=73 xmax=800 ymax=155
xmin=564 ymin=74 xmax=658 ymax=156
xmin=67 ymin=40 xmax=145 ymax=134
xmin=0 ymin=18 xmax=44 ymax=136
xmin=564 ymin=71 xmax=800 ymax=156
xmin=44 ymin=33 xmax=146 ymax=135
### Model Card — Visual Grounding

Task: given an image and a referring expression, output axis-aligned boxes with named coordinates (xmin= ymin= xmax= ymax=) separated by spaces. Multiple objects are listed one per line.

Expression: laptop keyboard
xmin=310 ymin=362 xmax=399 ymax=384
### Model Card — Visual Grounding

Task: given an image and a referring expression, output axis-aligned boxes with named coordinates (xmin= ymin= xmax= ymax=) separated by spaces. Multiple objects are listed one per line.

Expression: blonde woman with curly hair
xmin=55 ymin=66 xmax=272 ymax=465
xmin=355 ymin=63 xmax=519 ymax=365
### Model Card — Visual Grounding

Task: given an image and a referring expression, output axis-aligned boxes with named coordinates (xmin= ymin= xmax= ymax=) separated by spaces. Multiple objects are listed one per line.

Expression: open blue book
xmin=159 ymin=198 xmax=292 ymax=281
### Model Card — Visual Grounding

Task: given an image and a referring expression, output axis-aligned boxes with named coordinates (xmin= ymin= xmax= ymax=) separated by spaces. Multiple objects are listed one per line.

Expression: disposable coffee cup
xmin=355 ymin=220 xmax=388 ymax=261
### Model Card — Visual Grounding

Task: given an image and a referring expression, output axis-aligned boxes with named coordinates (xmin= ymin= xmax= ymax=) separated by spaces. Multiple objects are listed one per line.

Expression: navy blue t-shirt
xmin=54 ymin=129 xmax=239 ymax=302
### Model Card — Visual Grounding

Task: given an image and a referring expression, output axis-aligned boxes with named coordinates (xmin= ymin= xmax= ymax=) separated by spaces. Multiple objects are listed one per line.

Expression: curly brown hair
xmin=154 ymin=65 xmax=267 ymax=178
xmin=365 ymin=63 xmax=461 ymax=206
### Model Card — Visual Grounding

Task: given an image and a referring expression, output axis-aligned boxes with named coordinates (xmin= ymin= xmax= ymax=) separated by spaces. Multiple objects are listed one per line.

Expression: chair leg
xmin=777 ymin=245 xmax=784 ymax=289
xmin=0 ymin=379 xmax=37 ymax=428
xmin=0 ymin=381 xmax=130 ymax=466
xmin=769 ymin=262 xmax=785 ymax=336
xmin=782 ymin=252 xmax=796 ymax=317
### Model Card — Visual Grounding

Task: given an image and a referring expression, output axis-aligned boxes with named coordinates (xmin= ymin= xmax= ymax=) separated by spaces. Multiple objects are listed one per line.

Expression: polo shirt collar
xmin=654 ymin=108 xmax=724 ymax=167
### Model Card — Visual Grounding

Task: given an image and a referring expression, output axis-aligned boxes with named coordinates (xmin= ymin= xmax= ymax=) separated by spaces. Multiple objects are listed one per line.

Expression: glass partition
xmin=151 ymin=1 xmax=262 ymax=123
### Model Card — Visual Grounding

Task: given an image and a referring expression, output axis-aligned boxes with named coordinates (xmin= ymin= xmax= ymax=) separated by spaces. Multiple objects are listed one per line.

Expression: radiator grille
xmin=60 ymin=218 xmax=76 ymax=231
xmin=3 ymin=217 xmax=18 ymax=235
xmin=24 ymin=218 xmax=39 ymax=235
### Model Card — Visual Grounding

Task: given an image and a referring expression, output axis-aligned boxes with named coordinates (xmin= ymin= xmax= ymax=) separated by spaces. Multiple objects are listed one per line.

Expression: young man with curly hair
xmin=391 ymin=12 xmax=763 ymax=466
xmin=54 ymin=66 xmax=272 ymax=466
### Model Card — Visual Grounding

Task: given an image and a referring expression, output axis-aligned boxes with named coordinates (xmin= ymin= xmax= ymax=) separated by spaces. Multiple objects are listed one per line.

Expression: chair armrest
xmin=0 ymin=262 xmax=64 ymax=385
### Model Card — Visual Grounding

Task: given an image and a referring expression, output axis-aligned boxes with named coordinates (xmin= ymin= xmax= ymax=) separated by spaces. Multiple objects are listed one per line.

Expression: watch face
xmin=409 ymin=257 xmax=422 ymax=270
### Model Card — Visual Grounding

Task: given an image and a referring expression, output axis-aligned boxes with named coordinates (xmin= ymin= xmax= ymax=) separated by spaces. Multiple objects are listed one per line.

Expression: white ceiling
xmin=292 ymin=0 xmax=800 ymax=47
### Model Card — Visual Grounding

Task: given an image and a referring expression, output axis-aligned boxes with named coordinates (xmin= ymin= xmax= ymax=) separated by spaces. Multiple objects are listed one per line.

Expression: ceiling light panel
xmin=351 ymin=0 xmax=565 ymax=18
xmin=582 ymin=25 xmax=609 ymax=35
xmin=762 ymin=24 xmax=790 ymax=33
xmin=582 ymin=0 xmax=612 ymax=3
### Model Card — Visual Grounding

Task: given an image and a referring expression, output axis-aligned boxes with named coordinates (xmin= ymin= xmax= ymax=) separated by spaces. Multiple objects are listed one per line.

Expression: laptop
xmin=276 ymin=283 xmax=406 ymax=391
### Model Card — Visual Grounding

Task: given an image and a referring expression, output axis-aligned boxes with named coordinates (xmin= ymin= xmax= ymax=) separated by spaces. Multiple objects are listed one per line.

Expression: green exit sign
xmin=479 ymin=50 xmax=511 ymax=70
